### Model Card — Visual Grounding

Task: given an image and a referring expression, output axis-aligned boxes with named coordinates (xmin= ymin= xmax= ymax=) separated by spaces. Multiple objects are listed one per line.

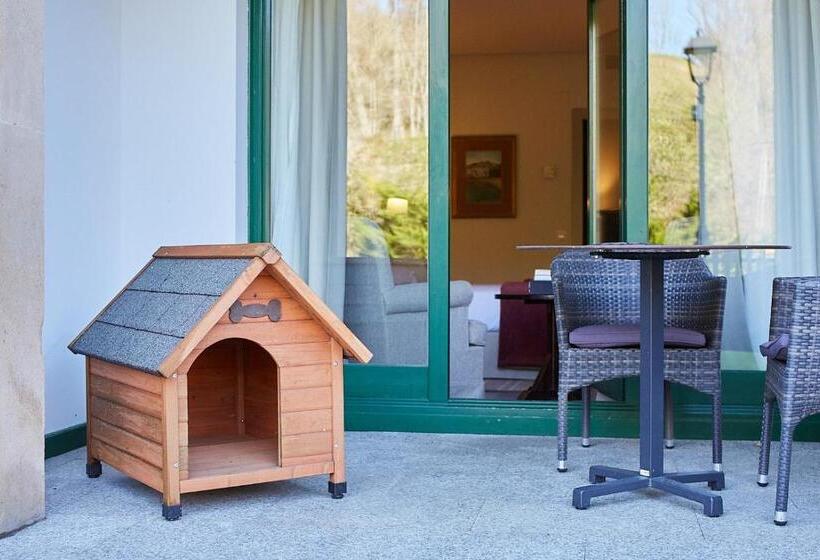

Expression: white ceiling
xmin=450 ymin=0 xmax=588 ymax=56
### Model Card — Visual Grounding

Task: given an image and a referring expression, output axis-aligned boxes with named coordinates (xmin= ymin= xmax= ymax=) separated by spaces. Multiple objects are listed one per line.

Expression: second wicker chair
xmin=551 ymin=250 xmax=727 ymax=473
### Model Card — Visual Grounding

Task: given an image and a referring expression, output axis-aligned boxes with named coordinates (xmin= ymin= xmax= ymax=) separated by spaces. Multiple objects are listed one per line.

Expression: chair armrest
xmin=384 ymin=280 xmax=473 ymax=314
xmin=772 ymin=277 xmax=820 ymax=346
xmin=688 ymin=275 xmax=727 ymax=350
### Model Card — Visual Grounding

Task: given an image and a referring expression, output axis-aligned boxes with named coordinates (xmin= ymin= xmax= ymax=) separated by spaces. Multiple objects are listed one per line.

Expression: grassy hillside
xmin=648 ymin=54 xmax=699 ymax=244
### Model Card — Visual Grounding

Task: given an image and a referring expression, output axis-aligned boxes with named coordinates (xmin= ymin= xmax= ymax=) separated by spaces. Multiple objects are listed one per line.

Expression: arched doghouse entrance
xmin=185 ymin=338 xmax=280 ymax=478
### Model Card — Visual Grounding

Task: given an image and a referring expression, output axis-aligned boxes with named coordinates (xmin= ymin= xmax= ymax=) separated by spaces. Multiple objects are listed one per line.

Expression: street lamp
xmin=684 ymin=29 xmax=718 ymax=245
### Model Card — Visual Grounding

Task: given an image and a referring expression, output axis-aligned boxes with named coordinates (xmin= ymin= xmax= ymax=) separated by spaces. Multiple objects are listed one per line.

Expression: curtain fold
xmin=774 ymin=0 xmax=820 ymax=277
xmin=270 ymin=0 xmax=347 ymax=315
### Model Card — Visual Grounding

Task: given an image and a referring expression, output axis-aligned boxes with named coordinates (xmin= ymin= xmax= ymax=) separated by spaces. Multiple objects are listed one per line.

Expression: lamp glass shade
xmin=385 ymin=197 xmax=409 ymax=215
xmin=684 ymin=33 xmax=718 ymax=84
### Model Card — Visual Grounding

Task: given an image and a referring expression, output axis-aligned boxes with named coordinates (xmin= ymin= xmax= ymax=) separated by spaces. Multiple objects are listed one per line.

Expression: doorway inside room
xmin=447 ymin=0 xmax=623 ymax=401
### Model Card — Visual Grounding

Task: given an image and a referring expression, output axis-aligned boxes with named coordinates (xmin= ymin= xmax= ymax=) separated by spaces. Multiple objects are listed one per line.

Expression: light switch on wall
xmin=542 ymin=165 xmax=557 ymax=180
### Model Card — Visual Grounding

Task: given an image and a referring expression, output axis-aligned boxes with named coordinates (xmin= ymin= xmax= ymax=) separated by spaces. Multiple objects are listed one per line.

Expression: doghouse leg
xmin=86 ymin=460 xmax=102 ymax=478
xmin=85 ymin=361 xmax=102 ymax=478
xmin=162 ymin=502 xmax=182 ymax=521
xmin=161 ymin=376 xmax=182 ymax=520
xmin=328 ymin=479 xmax=347 ymax=499
xmin=329 ymin=342 xmax=346 ymax=499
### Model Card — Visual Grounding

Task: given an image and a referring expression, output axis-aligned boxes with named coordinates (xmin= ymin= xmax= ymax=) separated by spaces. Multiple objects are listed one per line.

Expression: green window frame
xmin=245 ymin=0 xmax=814 ymax=441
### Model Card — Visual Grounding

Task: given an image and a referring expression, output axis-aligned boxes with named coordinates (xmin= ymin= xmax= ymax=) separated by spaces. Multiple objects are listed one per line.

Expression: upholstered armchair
xmin=344 ymin=219 xmax=487 ymax=398
xmin=551 ymin=250 xmax=726 ymax=473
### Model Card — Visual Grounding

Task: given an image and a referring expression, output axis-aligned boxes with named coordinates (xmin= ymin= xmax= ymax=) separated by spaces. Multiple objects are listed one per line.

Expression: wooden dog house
xmin=69 ymin=244 xmax=371 ymax=519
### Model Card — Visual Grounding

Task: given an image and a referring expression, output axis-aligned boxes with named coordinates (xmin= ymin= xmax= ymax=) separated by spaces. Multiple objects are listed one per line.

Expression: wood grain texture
xmin=88 ymin=358 xmax=162 ymax=394
xmin=161 ymin=377 xmax=181 ymax=507
xmin=279 ymin=364 xmax=331 ymax=390
xmin=243 ymin=341 xmax=278 ymax=439
xmin=198 ymin=321 xmax=330 ymax=349
xmin=281 ymin=432 xmax=332 ymax=459
xmin=281 ymin=409 xmax=332 ymax=436
xmin=265 ymin=341 xmax=331 ymax=367
xmin=90 ymin=396 xmax=162 ymax=443
xmin=280 ymin=387 xmax=332 ymax=413
xmin=89 ymin=375 xmax=162 ymax=418
xmin=329 ymin=340 xmax=346 ymax=484
xmin=181 ymin=462 xmax=333 ymax=494
xmin=92 ymin=439 xmax=163 ymax=491
xmin=267 ymin=260 xmax=372 ymax=363
xmin=153 ymin=243 xmax=280 ymax=260
xmin=90 ymin=418 xmax=163 ymax=468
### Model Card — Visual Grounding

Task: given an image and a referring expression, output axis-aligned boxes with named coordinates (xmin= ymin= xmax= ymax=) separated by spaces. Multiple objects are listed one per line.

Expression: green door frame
xmin=245 ymin=0 xmax=819 ymax=441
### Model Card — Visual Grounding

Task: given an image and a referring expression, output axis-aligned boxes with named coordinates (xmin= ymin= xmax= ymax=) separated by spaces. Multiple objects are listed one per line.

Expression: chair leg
xmin=664 ymin=381 xmax=675 ymax=449
xmin=712 ymin=392 xmax=723 ymax=472
xmin=557 ymin=389 xmax=569 ymax=472
xmin=774 ymin=423 xmax=796 ymax=526
xmin=581 ymin=386 xmax=591 ymax=448
xmin=757 ymin=397 xmax=774 ymax=486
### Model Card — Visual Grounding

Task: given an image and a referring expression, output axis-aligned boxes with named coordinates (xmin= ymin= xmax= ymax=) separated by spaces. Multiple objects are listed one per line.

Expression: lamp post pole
xmin=685 ymin=29 xmax=717 ymax=246
xmin=693 ymin=82 xmax=707 ymax=244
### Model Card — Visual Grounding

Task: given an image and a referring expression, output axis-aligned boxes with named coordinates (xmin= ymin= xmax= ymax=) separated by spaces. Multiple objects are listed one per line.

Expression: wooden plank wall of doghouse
xmin=86 ymin=358 xmax=164 ymax=491
xmin=184 ymin=270 xmax=335 ymax=468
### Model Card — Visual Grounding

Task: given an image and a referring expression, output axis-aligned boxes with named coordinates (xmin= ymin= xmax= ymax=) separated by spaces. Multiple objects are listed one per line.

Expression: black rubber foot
xmin=557 ymin=467 xmax=568 ymax=473
xmin=328 ymin=481 xmax=347 ymax=499
xmin=757 ymin=481 xmax=769 ymax=487
xmin=581 ymin=443 xmax=591 ymax=448
xmin=86 ymin=462 xmax=102 ymax=478
xmin=162 ymin=504 xmax=182 ymax=521
xmin=774 ymin=520 xmax=787 ymax=527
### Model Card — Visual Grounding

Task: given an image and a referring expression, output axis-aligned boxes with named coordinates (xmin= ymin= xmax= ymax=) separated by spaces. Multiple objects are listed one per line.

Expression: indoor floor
xmin=4 ymin=433 xmax=820 ymax=559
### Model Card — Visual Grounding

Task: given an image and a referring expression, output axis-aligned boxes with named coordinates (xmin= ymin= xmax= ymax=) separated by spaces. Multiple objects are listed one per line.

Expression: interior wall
xmin=450 ymin=53 xmax=587 ymax=284
xmin=44 ymin=0 xmax=247 ymax=433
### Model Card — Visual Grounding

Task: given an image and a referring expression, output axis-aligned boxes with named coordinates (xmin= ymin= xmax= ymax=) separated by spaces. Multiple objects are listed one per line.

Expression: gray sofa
xmin=344 ymin=221 xmax=486 ymax=398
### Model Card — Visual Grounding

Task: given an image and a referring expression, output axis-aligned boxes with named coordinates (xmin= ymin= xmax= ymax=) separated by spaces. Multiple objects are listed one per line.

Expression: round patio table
xmin=516 ymin=243 xmax=790 ymax=517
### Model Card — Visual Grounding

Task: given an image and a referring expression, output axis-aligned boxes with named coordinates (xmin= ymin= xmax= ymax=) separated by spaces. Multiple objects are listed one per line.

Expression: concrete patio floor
xmin=2 ymin=432 xmax=820 ymax=559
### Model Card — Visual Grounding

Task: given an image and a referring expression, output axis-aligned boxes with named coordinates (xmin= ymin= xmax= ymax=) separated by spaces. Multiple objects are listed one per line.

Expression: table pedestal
xmin=570 ymin=255 xmax=725 ymax=517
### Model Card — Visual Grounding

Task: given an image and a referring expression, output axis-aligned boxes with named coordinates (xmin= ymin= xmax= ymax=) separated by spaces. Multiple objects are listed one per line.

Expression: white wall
xmin=44 ymin=0 xmax=247 ymax=433
xmin=1 ymin=0 xmax=46 ymax=534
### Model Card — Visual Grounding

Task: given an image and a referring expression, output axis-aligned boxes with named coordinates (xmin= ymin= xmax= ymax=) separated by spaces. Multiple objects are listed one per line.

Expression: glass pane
xmin=344 ymin=0 xmax=429 ymax=366
xmin=448 ymin=0 xmax=588 ymax=399
xmin=648 ymin=0 xmax=775 ymax=368
xmin=590 ymin=0 xmax=622 ymax=242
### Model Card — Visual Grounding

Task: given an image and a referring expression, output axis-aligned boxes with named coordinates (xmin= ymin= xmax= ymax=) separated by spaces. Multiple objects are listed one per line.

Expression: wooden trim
xmin=329 ymin=340 xmax=345 ymax=484
xmin=161 ymin=376 xmax=181 ymax=508
xmin=267 ymin=260 xmax=372 ymax=363
xmin=86 ymin=360 xmax=95 ymax=466
xmin=180 ymin=462 xmax=333 ymax=494
xmin=69 ymin=259 xmax=156 ymax=350
xmin=236 ymin=341 xmax=246 ymax=435
xmin=158 ymin=257 xmax=267 ymax=376
xmin=153 ymin=243 xmax=280 ymax=260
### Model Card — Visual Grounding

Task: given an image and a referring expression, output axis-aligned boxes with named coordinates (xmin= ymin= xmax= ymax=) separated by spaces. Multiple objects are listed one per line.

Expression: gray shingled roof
xmin=70 ymin=258 xmax=253 ymax=374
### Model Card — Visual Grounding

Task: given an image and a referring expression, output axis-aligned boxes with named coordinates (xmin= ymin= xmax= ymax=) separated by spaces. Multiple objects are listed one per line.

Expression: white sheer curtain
xmin=774 ymin=0 xmax=820 ymax=277
xmin=270 ymin=0 xmax=347 ymax=315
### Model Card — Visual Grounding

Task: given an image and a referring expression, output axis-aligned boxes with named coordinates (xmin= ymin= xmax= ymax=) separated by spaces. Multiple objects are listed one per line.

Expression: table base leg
xmin=573 ymin=466 xmax=725 ymax=517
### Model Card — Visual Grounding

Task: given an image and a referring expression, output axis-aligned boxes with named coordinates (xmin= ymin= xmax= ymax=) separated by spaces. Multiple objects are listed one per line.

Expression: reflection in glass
xmin=648 ymin=0 xmax=775 ymax=368
xmin=590 ymin=0 xmax=622 ymax=242
xmin=344 ymin=0 xmax=429 ymax=366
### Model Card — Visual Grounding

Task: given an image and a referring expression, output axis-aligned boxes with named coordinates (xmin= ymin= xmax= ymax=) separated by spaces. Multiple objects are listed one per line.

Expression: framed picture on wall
xmin=451 ymin=135 xmax=516 ymax=218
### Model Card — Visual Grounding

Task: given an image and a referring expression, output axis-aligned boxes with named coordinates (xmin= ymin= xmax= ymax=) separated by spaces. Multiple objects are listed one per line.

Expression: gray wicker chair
xmin=552 ymin=251 xmax=727 ymax=472
xmin=757 ymin=277 xmax=820 ymax=526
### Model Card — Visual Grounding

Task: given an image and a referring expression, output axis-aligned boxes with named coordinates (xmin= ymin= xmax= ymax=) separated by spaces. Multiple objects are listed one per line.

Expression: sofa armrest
xmin=384 ymin=280 xmax=474 ymax=314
